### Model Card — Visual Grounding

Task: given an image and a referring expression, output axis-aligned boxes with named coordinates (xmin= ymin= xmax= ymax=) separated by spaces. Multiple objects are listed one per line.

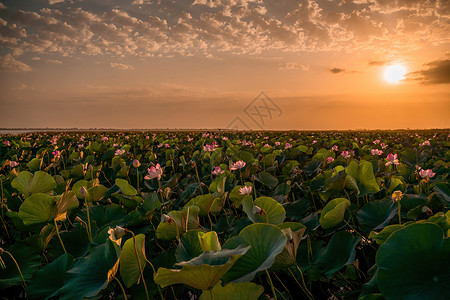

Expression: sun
xmin=383 ymin=64 xmax=407 ymax=84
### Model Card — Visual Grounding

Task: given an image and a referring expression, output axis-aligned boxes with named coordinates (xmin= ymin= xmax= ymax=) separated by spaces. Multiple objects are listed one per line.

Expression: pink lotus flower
xmin=419 ymin=140 xmax=431 ymax=147
xmin=203 ymin=141 xmax=217 ymax=152
xmin=222 ymin=137 xmax=228 ymax=140
xmin=285 ymin=143 xmax=292 ymax=149
xmin=312 ymin=140 xmax=317 ymax=144
xmin=332 ymin=145 xmax=339 ymax=151
xmin=239 ymin=185 xmax=252 ymax=196
xmin=381 ymin=143 xmax=388 ymax=149
xmin=52 ymin=150 xmax=61 ymax=157
xmin=10 ymin=161 xmax=19 ymax=168
xmin=275 ymin=141 xmax=281 ymax=146
xmin=371 ymin=149 xmax=383 ymax=156
xmin=419 ymin=169 xmax=435 ymax=179
xmin=327 ymin=157 xmax=334 ymax=163
xmin=115 ymin=149 xmax=125 ymax=156
xmin=373 ymin=140 xmax=380 ymax=144
xmin=341 ymin=151 xmax=351 ymax=159
xmin=4 ymin=141 xmax=10 ymax=146
xmin=211 ymin=166 xmax=225 ymax=176
xmin=385 ymin=153 xmax=399 ymax=166
xmin=102 ymin=137 xmax=109 ymax=141
xmin=263 ymin=143 xmax=271 ymax=148
xmin=145 ymin=163 xmax=163 ymax=180
xmin=230 ymin=160 xmax=246 ymax=171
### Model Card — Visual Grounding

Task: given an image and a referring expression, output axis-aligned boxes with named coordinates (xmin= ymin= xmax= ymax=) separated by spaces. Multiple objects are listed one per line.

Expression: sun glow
xmin=383 ymin=64 xmax=407 ymax=84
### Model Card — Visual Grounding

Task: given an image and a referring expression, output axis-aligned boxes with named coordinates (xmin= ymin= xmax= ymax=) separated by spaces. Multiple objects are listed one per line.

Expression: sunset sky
xmin=0 ymin=0 xmax=449 ymax=130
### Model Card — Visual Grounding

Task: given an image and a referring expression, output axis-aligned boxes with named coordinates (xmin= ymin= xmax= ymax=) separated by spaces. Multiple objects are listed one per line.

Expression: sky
xmin=0 ymin=0 xmax=449 ymax=130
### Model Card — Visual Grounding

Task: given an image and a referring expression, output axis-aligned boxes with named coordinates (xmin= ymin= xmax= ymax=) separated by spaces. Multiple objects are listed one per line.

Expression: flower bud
xmin=391 ymin=190 xmax=404 ymax=202
xmin=80 ymin=186 xmax=88 ymax=198
xmin=132 ymin=159 xmax=141 ymax=168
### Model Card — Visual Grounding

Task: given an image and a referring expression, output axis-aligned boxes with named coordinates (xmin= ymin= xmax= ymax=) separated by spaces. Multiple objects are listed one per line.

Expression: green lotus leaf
xmin=77 ymin=204 xmax=126 ymax=228
xmin=357 ymin=199 xmax=398 ymax=232
xmin=176 ymin=229 xmax=205 ymax=263
xmin=319 ymin=198 xmax=350 ymax=229
xmin=115 ymin=178 xmax=137 ymax=196
xmin=222 ymin=223 xmax=287 ymax=283
xmin=369 ymin=225 xmax=404 ymax=246
xmin=120 ymin=234 xmax=147 ymax=288
xmin=254 ymin=171 xmax=278 ymax=189
xmin=199 ymin=231 xmax=221 ymax=252
xmin=345 ymin=161 xmax=380 ymax=196
xmin=87 ymin=185 xmax=108 ymax=202
xmin=317 ymin=231 xmax=361 ymax=278
xmin=12 ymin=171 xmax=56 ymax=197
xmin=18 ymin=193 xmax=57 ymax=225
xmin=0 ymin=243 xmax=42 ymax=289
xmin=376 ymin=223 xmax=450 ymax=300
xmin=58 ymin=240 xmax=121 ymax=300
xmin=27 ymin=158 xmax=42 ymax=172
xmin=154 ymin=245 xmax=250 ymax=290
xmin=199 ymin=281 xmax=263 ymax=300
xmin=156 ymin=206 xmax=200 ymax=240
xmin=185 ymin=194 xmax=223 ymax=217
xmin=27 ymin=253 xmax=74 ymax=300
xmin=242 ymin=196 xmax=286 ymax=225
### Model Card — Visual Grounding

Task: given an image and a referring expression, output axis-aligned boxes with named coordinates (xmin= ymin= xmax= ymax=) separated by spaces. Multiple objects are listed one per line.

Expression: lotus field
xmin=1 ymin=131 xmax=449 ymax=300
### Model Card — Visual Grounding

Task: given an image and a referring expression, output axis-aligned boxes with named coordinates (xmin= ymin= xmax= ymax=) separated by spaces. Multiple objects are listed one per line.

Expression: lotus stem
xmin=114 ymin=277 xmax=128 ymax=300
xmin=85 ymin=199 xmax=92 ymax=242
xmin=273 ymin=272 xmax=293 ymax=300
xmin=295 ymin=264 xmax=314 ymax=299
xmin=194 ymin=163 xmax=203 ymax=195
xmin=265 ymin=269 xmax=277 ymax=300
xmin=288 ymin=268 xmax=313 ymax=300
xmin=398 ymin=202 xmax=402 ymax=225
xmin=1 ymin=249 xmax=26 ymax=289
xmin=53 ymin=219 xmax=67 ymax=253
xmin=144 ymin=257 xmax=165 ymax=300
xmin=136 ymin=170 xmax=139 ymax=194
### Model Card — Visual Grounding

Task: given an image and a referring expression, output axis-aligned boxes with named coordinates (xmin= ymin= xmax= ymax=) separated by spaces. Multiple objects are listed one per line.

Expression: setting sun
xmin=383 ymin=64 xmax=407 ymax=84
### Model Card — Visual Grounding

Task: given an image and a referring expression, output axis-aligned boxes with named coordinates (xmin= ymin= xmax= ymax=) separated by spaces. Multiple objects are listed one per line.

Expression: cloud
xmin=330 ymin=67 xmax=345 ymax=74
xmin=279 ymin=62 xmax=309 ymax=71
xmin=0 ymin=54 xmax=31 ymax=72
xmin=110 ymin=62 xmax=134 ymax=70
xmin=368 ymin=60 xmax=388 ymax=66
xmin=409 ymin=59 xmax=450 ymax=84
xmin=47 ymin=59 xmax=62 ymax=64
xmin=49 ymin=0 xmax=64 ymax=4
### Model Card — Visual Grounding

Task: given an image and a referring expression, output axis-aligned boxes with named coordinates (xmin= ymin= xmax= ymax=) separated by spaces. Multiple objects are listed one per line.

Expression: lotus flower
xmin=80 ymin=186 xmax=88 ymax=198
xmin=252 ymin=205 xmax=265 ymax=215
xmin=285 ymin=143 xmax=292 ymax=149
xmin=239 ymin=185 xmax=252 ymax=196
xmin=9 ymin=161 xmax=19 ymax=168
xmin=161 ymin=214 xmax=174 ymax=225
xmin=101 ymin=136 xmax=109 ymax=141
xmin=275 ymin=141 xmax=281 ymax=146
xmin=211 ymin=166 xmax=225 ymax=176
xmin=332 ymin=145 xmax=339 ymax=151
xmin=371 ymin=149 xmax=383 ymax=156
xmin=145 ymin=163 xmax=163 ymax=180
xmin=391 ymin=190 xmax=404 ymax=202
xmin=52 ymin=150 xmax=61 ymax=157
xmin=115 ymin=149 xmax=125 ymax=156
xmin=385 ymin=153 xmax=399 ymax=166
xmin=381 ymin=143 xmax=388 ymax=149
xmin=3 ymin=141 xmax=10 ymax=146
xmin=230 ymin=160 xmax=246 ymax=171
xmin=108 ymin=226 xmax=126 ymax=246
xmin=327 ymin=157 xmax=334 ymax=163
xmin=341 ymin=151 xmax=351 ymax=159
xmin=419 ymin=140 xmax=431 ymax=147
xmin=373 ymin=140 xmax=380 ymax=144
xmin=419 ymin=169 xmax=435 ymax=180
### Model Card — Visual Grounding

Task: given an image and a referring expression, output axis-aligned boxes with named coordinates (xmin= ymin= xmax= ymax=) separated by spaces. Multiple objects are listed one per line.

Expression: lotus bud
xmin=74 ymin=216 xmax=83 ymax=223
xmin=80 ymin=186 xmax=88 ymax=198
xmin=114 ymin=226 xmax=126 ymax=239
xmin=391 ymin=190 xmax=404 ymax=202
xmin=132 ymin=159 xmax=141 ymax=168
